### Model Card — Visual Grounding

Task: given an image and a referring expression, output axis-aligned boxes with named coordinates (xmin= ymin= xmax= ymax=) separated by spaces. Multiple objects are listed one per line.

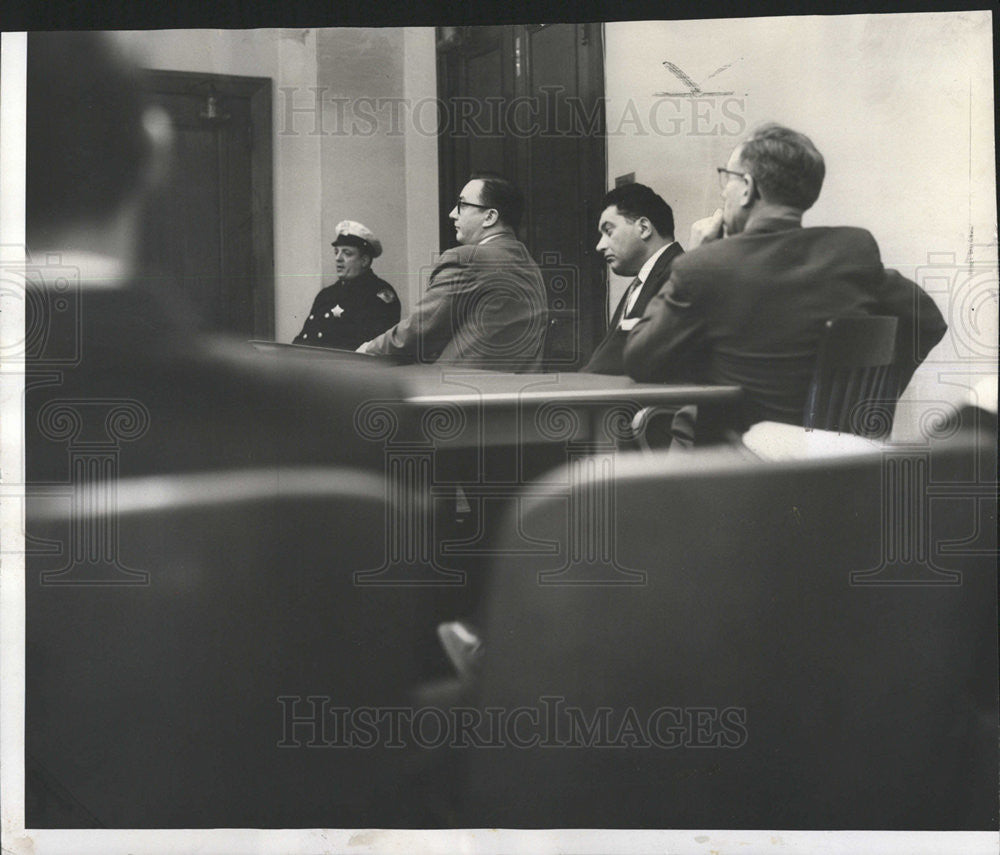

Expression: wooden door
xmin=437 ymin=24 xmax=607 ymax=369
xmin=138 ymin=71 xmax=274 ymax=338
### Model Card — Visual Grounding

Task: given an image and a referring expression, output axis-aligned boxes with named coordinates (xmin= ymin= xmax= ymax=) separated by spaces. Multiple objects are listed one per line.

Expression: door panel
xmin=138 ymin=71 xmax=273 ymax=338
xmin=438 ymin=24 xmax=607 ymax=369
xmin=465 ymin=45 xmax=506 ymax=174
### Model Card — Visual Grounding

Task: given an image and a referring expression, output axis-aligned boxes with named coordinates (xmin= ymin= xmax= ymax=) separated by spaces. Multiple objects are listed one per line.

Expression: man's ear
xmin=740 ymin=174 xmax=758 ymax=208
xmin=140 ymin=105 xmax=175 ymax=192
xmin=361 ymin=254 xmax=373 ymax=271
xmin=636 ymin=216 xmax=654 ymax=239
xmin=483 ymin=207 xmax=500 ymax=228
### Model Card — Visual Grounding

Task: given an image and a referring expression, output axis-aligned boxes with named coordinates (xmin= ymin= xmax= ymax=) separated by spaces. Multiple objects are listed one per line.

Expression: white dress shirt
xmin=620 ymin=241 xmax=678 ymax=328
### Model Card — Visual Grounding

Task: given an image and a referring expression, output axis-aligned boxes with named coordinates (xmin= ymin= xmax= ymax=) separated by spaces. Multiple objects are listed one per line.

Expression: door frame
xmin=435 ymin=24 xmax=608 ymax=366
xmin=139 ymin=69 xmax=275 ymax=338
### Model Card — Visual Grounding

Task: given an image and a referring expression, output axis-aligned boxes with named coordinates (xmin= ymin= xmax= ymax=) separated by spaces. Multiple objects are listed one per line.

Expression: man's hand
xmin=689 ymin=209 xmax=724 ymax=248
xmin=355 ymin=341 xmax=372 ymax=354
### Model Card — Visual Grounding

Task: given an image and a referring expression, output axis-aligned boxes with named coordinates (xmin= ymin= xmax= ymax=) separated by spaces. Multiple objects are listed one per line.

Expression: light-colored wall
xmin=113 ymin=27 xmax=439 ymax=342
xmin=274 ymin=31 xmax=325 ymax=342
xmin=314 ymin=27 xmax=439 ymax=327
xmin=403 ymin=28 xmax=442 ymax=306
xmin=604 ymin=12 xmax=996 ymax=437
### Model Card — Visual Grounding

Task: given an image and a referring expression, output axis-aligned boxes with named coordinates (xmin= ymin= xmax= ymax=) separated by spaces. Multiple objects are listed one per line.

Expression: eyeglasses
xmin=717 ymin=167 xmax=749 ymax=189
xmin=455 ymin=199 xmax=491 ymax=214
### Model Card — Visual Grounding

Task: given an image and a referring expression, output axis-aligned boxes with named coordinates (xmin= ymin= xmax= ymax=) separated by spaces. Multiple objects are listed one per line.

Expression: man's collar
xmin=742 ymin=206 xmax=803 ymax=235
xmin=341 ymin=269 xmax=374 ymax=283
xmin=637 ymin=241 xmax=678 ymax=282
xmin=477 ymin=230 xmax=515 ymax=245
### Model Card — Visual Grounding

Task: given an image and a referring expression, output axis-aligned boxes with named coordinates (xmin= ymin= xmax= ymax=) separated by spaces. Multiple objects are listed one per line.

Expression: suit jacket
xmin=624 ymin=214 xmax=948 ymax=428
xmin=582 ymin=241 xmax=683 ymax=374
xmin=293 ymin=269 xmax=399 ymax=350
xmin=363 ymin=234 xmax=548 ymax=371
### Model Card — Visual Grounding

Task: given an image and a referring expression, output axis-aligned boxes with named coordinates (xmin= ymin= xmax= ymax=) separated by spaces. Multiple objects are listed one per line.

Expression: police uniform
xmin=293 ymin=221 xmax=400 ymax=350
xmin=293 ymin=269 xmax=400 ymax=350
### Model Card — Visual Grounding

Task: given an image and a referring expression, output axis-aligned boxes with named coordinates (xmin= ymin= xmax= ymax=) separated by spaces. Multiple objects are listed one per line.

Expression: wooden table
xmin=250 ymin=344 xmax=744 ymax=589
xmin=250 ymin=343 xmax=743 ymax=449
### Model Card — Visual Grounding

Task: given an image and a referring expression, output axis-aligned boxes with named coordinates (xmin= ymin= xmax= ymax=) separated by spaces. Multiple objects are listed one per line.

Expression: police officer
xmin=293 ymin=220 xmax=400 ymax=349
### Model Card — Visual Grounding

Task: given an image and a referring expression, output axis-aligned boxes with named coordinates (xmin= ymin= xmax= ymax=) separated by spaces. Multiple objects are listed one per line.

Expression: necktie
xmin=620 ymin=276 xmax=643 ymax=323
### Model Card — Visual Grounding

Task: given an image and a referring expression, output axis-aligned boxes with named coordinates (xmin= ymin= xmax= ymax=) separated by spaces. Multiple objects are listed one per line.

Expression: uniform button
xmin=317 ymin=332 xmax=323 ymax=338
xmin=302 ymin=334 xmax=308 ymax=339
xmin=309 ymin=314 xmax=314 ymax=319
xmin=324 ymin=312 xmax=330 ymax=318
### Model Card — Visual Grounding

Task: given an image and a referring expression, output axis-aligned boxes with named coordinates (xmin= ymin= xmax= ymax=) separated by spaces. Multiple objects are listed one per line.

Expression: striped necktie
xmin=620 ymin=276 xmax=643 ymax=323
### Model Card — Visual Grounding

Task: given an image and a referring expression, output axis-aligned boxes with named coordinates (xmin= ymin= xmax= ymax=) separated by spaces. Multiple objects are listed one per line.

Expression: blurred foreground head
xmin=26 ymin=31 xmax=169 ymax=251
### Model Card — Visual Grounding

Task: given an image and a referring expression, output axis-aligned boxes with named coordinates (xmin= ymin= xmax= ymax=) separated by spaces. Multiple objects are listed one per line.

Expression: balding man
xmin=624 ymin=123 xmax=947 ymax=431
xmin=358 ymin=174 xmax=548 ymax=371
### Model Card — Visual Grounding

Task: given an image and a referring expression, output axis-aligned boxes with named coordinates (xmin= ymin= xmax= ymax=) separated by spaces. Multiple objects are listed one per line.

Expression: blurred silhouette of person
xmin=24 ymin=32 xmax=430 ymax=829
xmin=25 ymin=31 xmax=400 ymax=479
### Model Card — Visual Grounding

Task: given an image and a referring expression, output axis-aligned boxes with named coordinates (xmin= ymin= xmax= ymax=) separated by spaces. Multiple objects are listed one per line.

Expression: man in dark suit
xmin=357 ymin=174 xmax=548 ymax=371
xmin=582 ymin=183 xmax=683 ymax=374
xmin=624 ymin=123 xmax=947 ymax=429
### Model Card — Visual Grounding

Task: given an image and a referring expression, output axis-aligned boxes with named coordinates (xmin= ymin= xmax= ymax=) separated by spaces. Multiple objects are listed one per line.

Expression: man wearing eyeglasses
xmin=357 ymin=174 xmax=547 ymax=370
xmin=624 ymin=123 xmax=946 ymax=432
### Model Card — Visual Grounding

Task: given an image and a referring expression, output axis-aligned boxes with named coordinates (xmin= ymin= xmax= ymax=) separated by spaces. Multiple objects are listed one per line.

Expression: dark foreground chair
xmin=26 ymin=468 xmax=439 ymax=828
xmin=464 ymin=438 xmax=998 ymax=829
xmin=804 ymin=315 xmax=900 ymax=436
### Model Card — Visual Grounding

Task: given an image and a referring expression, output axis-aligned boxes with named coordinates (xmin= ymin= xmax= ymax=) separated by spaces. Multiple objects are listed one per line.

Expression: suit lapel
xmin=627 ymin=242 xmax=684 ymax=319
xmin=608 ymin=278 xmax=639 ymax=329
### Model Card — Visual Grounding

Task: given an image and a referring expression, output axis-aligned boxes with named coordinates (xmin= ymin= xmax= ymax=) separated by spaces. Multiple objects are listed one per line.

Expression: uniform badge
xmin=332 ymin=304 xmax=345 ymax=317
xmin=377 ymin=288 xmax=397 ymax=304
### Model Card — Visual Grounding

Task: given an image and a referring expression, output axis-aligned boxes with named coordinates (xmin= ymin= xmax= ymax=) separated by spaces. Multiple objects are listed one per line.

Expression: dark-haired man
xmin=358 ymin=174 xmax=548 ymax=371
xmin=583 ymin=183 xmax=682 ymax=374
xmin=624 ymin=123 xmax=947 ymax=430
